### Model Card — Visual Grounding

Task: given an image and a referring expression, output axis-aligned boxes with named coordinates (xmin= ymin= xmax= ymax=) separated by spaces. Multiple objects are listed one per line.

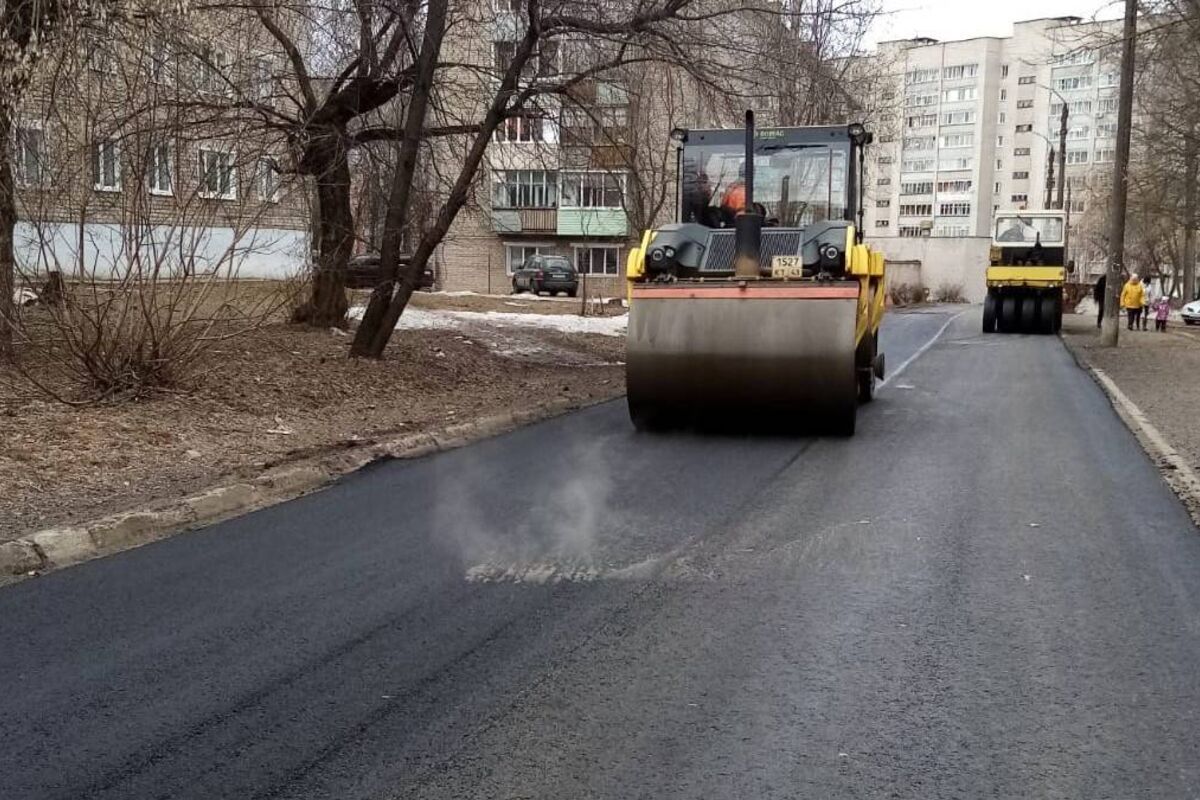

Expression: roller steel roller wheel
xmin=626 ymin=283 xmax=860 ymax=435
xmin=856 ymin=334 xmax=877 ymax=404
xmin=1039 ymin=295 xmax=1056 ymax=334
xmin=999 ymin=296 xmax=1019 ymax=333
xmin=982 ymin=293 xmax=997 ymax=333
xmin=1020 ymin=296 xmax=1037 ymax=333
xmin=1053 ymin=297 xmax=1063 ymax=332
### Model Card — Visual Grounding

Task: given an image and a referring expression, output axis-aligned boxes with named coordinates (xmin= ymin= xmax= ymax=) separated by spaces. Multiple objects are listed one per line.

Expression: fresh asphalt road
xmin=4 ymin=307 xmax=1200 ymax=799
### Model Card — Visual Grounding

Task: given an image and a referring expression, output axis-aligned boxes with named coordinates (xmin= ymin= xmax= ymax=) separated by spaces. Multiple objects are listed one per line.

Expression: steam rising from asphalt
xmin=433 ymin=432 xmax=616 ymax=583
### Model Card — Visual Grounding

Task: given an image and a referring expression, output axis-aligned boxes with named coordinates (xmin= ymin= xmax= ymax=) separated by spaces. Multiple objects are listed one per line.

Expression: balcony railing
xmin=491 ymin=207 xmax=558 ymax=233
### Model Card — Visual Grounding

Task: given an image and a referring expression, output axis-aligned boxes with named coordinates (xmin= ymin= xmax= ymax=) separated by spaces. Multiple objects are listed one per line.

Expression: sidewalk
xmin=1061 ymin=310 xmax=1200 ymax=479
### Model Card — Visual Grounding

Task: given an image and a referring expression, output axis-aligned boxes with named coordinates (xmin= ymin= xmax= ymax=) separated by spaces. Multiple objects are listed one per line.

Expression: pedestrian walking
xmin=1155 ymin=296 xmax=1170 ymax=332
xmin=1141 ymin=275 xmax=1155 ymax=331
xmin=1120 ymin=274 xmax=1144 ymax=331
xmin=1094 ymin=273 xmax=1107 ymax=329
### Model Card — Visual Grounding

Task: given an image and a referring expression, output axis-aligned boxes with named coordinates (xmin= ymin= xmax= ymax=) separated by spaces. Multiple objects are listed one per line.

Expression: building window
xmin=899 ymin=203 xmax=932 ymax=216
xmin=875 ymin=219 xmax=890 ymax=228
xmin=1000 ymin=88 xmax=1008 ymax=101
xmin=1094 ymin=148 xmax=1115 ymax=163
xmin=148 ymin=141 xmax=172 ymax=195
xmin=876 ymin=199 xmax=891 ymax=208
xmin=937 ymin=179 xmax=972 ymax=193
xmin=1014 ymin=147 xmax=1031 ymax=156
xmin=1051 ymin=101 xmax=1094 ymax=117
xmin=1098 ymin=98 xmax=1117 ymax=114
xmin=1070 ymin=198 xmax=1087 ymax=213
xmin=942 ymin=110 xmax=975 ymax=126
xmin=495 ymin=114 xmax=544 ymax=143
xmin=996 ymin=158 xmax=1003 ymax=169
xmin=573 ymin=245 xmax=621 ymax=276
xmin=998 ymin=113 xmax=1006 ymax=124
xmin=938 ymin=157 xmax=973 ymax=171
xmin=505 ymin=244 xmax=552 ymax=274
xmin=877 ymin=177 xmax=891 ymax=186
xmin=1011 ymin=193 xmax=1028 ymax=203
xmin=252 ymin=57 xmax=275 ymax=105
xmin=877 ymin=155 xmax=894 ymax=165
xmin=1017 ymin=99 xmax=1034 ymax=109
xmin=1018 ymin=75 xmax=1035 ymax=85
xmin=904 ymin=68 xmax=938 ymax=85
xmin=1096 ymin=122 xmax=1117 ymax=138
xmin=561 ymin=171 xmax=623 ymax=208
xmin=493 ymin=169 xmax=557 ymax=208
xmin=995 ymin=182 xmax=1002 ymax=194
xmin=93 ymin=139 xmax=121 ymax=192
xmin=198 ymin=148 xmax=236 ymax=199
xmin=904 ymin=93 xmax=938 ymax=108
xmin=14 ymin=125 xmax=46 ymax=187
xmin=1015 ymin=124 xmax=1032 ymax=133
xmin=899 ymin=225 xmax=927 ymax=238
xmin=940 ymin=133 xmax=974 ymax=149
xmin=942 ymin=86 xmax=977 ymax=103
xmin=1100 ymin=71 xmax=1119 ymax=88
xmin=1001 ymin=64 xmax=1010 ymax=78
xmin=1066 ymin=150 xmax=1089 ymax=165
xmin=196 ymin=46 xmax=230 ymax=95
xmin=901 ymin=158 xmax=934 ymax=173
xmin=1013 ymin=171 xmax=1029 ymax=179
xmin=938 ymin=202 xmax=971 ymax=216
xmin=258 ymin=158 xmax=280 ymax=202
xmin=905 ymin=113 xmax=937 ymax=128
xmin=900 ymin=181 xmax=933 ymax=195
xmin=934 ymin=224 xmax=971 ymax=237
xmin=1054 ymin=76 xmax=1092 ymax=91
xmin=150 ymin=39 xmax=171 ymax=84
xmin=88 ymin=36 xmax=115 ymax=75
xmin=943 ymin=63 xmax=979 ymax=80
xmin=903 ymin=135 xmax=936 ymax=151
xmin=493 ymin=39 xmax=558 ymax=77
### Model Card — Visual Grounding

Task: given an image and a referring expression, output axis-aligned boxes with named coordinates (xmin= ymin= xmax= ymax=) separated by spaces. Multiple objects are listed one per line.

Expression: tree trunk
xmin=350 ymin=0 xmax=448 ymax=356
xmin=0 ymin=107 xmax=16 ymax=360
xmin=1101 ymin=0 xmax=1137 ymax=347
xmin=1184 ymin=134 xmax=1197 ymax=302
xmin=292 ymin=136 xmax=352 ymax=328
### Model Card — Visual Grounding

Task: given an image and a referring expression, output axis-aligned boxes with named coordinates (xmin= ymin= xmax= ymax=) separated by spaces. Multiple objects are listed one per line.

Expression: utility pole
xmin=1045 ymin=146 xmax=1056 ymax=209
xmin=1185 ymin=132 xmax=1197 ymax=302
xmin=1056 ymin=103 xmax=1068 ymax=210
xmin=1101 ymin=0 xmax=1138 ymax=346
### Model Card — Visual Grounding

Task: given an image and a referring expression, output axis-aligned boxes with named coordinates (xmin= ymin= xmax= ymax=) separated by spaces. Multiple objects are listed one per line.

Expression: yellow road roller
xmin=624 ymin=113 xmax=886 ymax=435
xmin=983 ymin=210 xmax=1069 ymax=334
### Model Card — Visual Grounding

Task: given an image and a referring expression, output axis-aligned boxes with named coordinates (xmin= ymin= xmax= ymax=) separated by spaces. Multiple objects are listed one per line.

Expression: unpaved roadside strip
xmin=1068 ymin=353 xmax=1200 ymax=527
xmin=0 ymin=396 xmax=613 ymax=584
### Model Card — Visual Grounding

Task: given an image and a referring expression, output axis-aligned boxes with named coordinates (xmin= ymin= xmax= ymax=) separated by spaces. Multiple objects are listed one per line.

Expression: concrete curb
xmin=1 ymin=395 xmax=615 ymax=579
xmin=1063 ymin=339 xmax=1200 ymax=527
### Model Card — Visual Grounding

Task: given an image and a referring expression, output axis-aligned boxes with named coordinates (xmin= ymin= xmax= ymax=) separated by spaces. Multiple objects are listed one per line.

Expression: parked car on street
xmin=1182 ymin=300 xmax=1200 ymax=325
xmin=346 ymin=254 xmax=435 ymax=291
xmin=512 ymin=254 xmax=579 ymax=297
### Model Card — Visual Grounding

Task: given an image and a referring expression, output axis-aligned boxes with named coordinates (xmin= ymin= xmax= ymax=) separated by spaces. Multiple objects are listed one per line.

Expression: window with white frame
xmin=258 ymin=158 xmax=281 ymax=202
xmin=148 ymin=140 xmax=172 ymax=195
xmin=904 ymin=68 xmax=938 ymax=85
xmin=940 ymin=132 xmax=973 ymax=149
xmin=253 ymin=57 xmax=275 ymax=105
xmin=196 ymin=46 xmax=230 ymax=94
xmin=938 ymin=202 xmax=971 ymax=217
xmin=905 ymin=93 xmax=937 ymax=108
xmin=934 ymin=224 xmax=971 ymax=237
xmin=937 ymin=179 xmax=972 ymax=193
xmin=901 ymin=158 xmax=934 ymax=173
xmin=1016 ymin=99 xmax=1034 ymax=109
xmin=1099 ymin=71 xmax=1119 ymax=88
xmin=876 ymin=199 xmax=891 ymax=208
xmin=1011 ymin=193 xmax=1028 ymax=203
xmin=905 ymin=113 xmax=937 ymax=128
xmin=943 ymin=63 xmax=978 ymax=80
xmin=574 ymin=245 xmax=620 ymax=276
xmin=903 ymin=135 xmax=935 ymax=151
xmin=942 ymin=86 xmax=977 ymax=103
xmin=1097 ymin=97 xmax=1117 ymax=114
xmin=1015 ymin=124 xmax=1032 ymax=133
xmin=199 ymin=148 xmax=236 ymax=199
xmin=1066 ymin=149 xmax=1089 ymax=165
xmin=150 ymin=39 xmax=171 ymax=84
xmin=997 ymin=135 xmax=1005 ymax=147
xmin=877 ymin=177 xmax=891 ymax=186
xmin=1013 ymin=171 xmax=1029 ymax=179
xmin=898 ymin=225 xmax=927 ymax=238
xmin=1054 ymin=76 xmax=1092 ymax=91
xmin=1051 ymin=100 xmax=1093 ymax=117
xmin=899 ymin=203 xmax=932 ymax=216
xmin=93 ymin=139 xmax=121 ymax=191
xmin=875 ymin=219 xmax=890 ymax=228
xmin=1001 ymin=64 xmax=1009 ymax=78
xmin=493 ymin=169 xmax=557 ymax=208
xmin=1094 ymin=148 xmax=1115 ymax=163
xmin=942 ymin=110 xmax=975 ymax=125
xmin=998 ymin=113 xmax=1006 ymax=124
xmin=1096 ymin=122 xmax=1117 ymax=138
xmin=561 ymin=171 xmax=623 ymax=208
xmin=1000 ymin=88 xmax=1008 ymax=100
xmin=900 ymin=181 xmax=932 ymax=195
xmin=505 ymin=244 xmax=550 ymax=273
xmin=1070 ymin=197 xmax=1087 ymax=213
xmin=495 ymin=114 xmax=545 ymax=143
xmin=1014 ymin=147 xmax=1031 ymax=156
xmin=1018 ymin=75 xmax=1035 ymax=85
xmin=938 ymin=156 xmax=973 ymax=171
xmin=14 ymin=125 xmax=46 ymax=187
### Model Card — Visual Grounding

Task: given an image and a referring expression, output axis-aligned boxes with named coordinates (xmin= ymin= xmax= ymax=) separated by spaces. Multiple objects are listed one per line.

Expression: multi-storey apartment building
xmin=11 ymin=13 xmax=310 ymax=280
xmin=864 ymin=16 xmax=1123 ymax=279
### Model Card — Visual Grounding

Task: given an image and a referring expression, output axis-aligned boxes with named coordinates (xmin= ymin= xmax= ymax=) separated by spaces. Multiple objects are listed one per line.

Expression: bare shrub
xmin=934 ymin=282 xmax=966 ymax=303
xmin=889 ymin=282 xmax=927 ymax=307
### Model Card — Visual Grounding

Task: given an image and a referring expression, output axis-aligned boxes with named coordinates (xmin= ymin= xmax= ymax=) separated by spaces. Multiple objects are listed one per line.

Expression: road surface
xmin=3 ymin=307 xmax=1200 ymax=799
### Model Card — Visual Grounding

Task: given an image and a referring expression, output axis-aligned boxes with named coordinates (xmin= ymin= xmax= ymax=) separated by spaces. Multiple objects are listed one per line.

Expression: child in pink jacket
xmin=1154 ymin=297 xmax=1170 ymax=331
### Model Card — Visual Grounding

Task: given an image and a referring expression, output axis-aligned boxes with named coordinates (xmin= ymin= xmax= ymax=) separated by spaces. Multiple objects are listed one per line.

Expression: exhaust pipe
xmin=734 ymin=109 xmax=764 ymax=279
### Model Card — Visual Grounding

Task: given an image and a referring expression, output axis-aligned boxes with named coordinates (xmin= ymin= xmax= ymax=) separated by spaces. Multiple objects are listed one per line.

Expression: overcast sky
xmin=863 ymin=0 xmax=1122 ymax=47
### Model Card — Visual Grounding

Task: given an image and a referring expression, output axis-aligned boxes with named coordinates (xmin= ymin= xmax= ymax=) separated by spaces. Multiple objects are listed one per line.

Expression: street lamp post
xmin=1029 ymin=130 xmax=1057 ymax=210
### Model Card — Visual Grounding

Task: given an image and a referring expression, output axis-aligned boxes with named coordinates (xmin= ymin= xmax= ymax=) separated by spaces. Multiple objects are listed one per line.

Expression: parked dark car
xmin=346 ymin=254 xmax=435 ymax=291
xmin=512 ymin=254 xmax=578 ymax=297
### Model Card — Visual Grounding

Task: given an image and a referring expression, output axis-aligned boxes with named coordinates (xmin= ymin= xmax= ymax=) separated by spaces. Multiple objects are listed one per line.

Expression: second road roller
xmin=624 ymin=112 xmax=887 ymax=435
xmin=983 ymin=209 xmax=1070 ymax=334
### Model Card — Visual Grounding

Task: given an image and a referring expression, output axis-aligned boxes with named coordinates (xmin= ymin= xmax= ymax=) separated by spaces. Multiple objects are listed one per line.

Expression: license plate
xmin=770 ymin=255 xmax=804 ymax=278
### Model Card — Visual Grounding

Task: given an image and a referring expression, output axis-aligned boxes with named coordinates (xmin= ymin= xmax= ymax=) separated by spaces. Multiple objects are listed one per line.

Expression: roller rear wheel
xmin=1039 ymin=295 xmax=1056 ymax=334
xmin=983 ymin=293 xmax=997 ymax=333
xmin=1020 ymin=296 xmax=1037 ymax=333
xmin=999 ymin=296 xmax=1019 ymax=333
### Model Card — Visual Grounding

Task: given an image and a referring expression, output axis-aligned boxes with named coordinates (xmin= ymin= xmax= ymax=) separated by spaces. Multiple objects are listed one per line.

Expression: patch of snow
xmin=350 ymin=305 xmax=627 ymax=336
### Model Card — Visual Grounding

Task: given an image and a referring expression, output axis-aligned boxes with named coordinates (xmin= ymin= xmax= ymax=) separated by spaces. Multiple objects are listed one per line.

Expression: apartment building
xmin=11 ymin=13 xmax=309 ymax=280
xmin=864 ymin=16 xmax=1123 ymax=278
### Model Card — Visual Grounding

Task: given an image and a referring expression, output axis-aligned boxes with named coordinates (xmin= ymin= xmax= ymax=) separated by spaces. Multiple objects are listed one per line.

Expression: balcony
xmin=491 ymin=207 xmax=558 ymax=234
xmin=557 ymin=208 xmax=627 ymax=237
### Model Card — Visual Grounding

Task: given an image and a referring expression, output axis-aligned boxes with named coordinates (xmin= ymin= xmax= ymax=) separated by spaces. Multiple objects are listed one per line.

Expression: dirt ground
xmin=1062 ymin=311 xmax=1200 ymax=473
xmin=0 ymin=291 xmax=626 ymax=541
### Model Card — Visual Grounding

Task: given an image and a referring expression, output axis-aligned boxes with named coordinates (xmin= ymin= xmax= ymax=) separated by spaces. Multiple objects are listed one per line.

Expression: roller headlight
xmin=650 ymin=248 xmax=666 ymax=263
xmin=664 ymin=245 xmax=676 ymax=259
xmin=820 ymin=244 xmax=840 ymax=263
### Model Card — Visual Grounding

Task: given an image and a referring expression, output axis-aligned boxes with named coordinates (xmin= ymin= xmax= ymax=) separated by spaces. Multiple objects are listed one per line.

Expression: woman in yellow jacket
xmin=1120 ymin=274 xmax=1145 ymax=330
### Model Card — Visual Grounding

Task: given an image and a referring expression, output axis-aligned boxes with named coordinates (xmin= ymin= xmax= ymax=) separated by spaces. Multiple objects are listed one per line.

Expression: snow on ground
xmin=433 ymin=290 xmax=624 ymax=305
xmin=349 ymin=305 xmax=628 ymax=336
